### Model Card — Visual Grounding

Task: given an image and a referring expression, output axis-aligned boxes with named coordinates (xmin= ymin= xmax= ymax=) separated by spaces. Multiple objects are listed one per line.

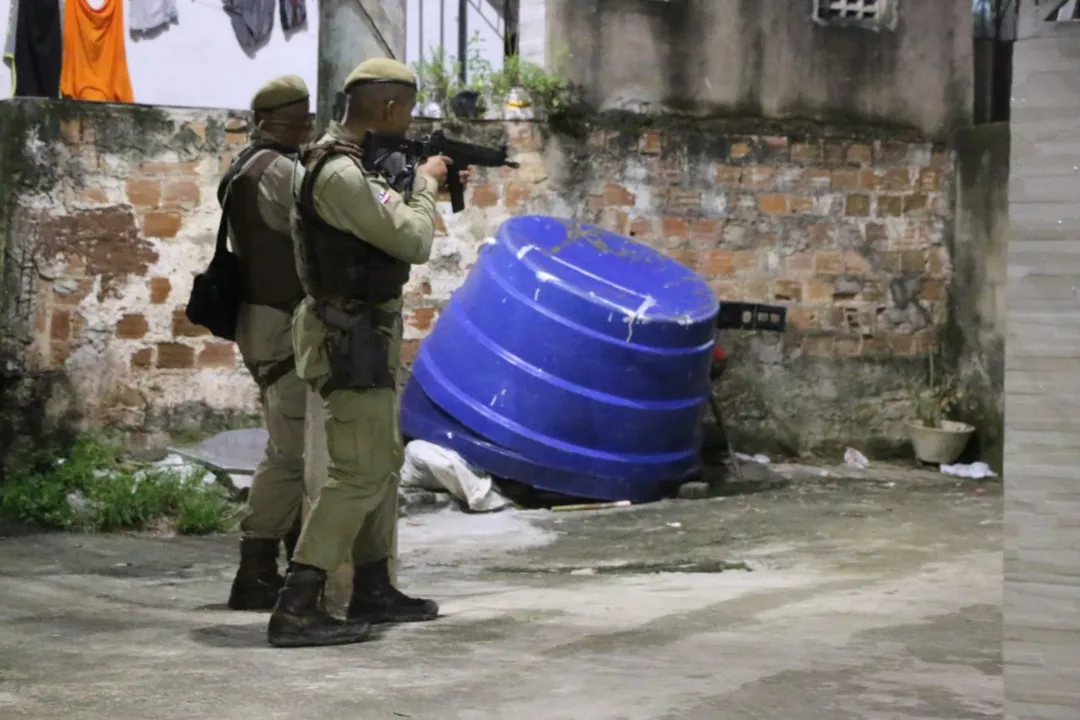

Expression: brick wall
xmin=0 ymin=101 xmax=957 ymax=456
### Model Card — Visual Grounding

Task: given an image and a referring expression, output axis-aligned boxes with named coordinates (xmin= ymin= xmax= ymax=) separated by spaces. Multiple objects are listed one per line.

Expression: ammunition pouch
xmin=316 ymin=300 xmax=399 ymax=397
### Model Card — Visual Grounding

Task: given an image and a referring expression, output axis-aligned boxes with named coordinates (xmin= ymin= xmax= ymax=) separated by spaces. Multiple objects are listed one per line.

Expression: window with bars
xmin=814 ymin=0 xmax=894 ymax=27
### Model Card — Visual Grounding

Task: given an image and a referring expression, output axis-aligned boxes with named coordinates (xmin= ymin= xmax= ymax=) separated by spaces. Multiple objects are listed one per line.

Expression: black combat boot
xmin=267 ymin=564 xmax=372 ymax=648
xmin=282 ymin=517 xmax=302 ymax=564
xmin=347 ymin=558 xmax=440 ymax=625
xmin=227 ymin=538 xmax=285 ymax=611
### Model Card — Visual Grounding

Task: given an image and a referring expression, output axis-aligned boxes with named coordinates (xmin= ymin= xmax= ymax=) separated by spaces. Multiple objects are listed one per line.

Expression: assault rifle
xmin=361 ymin=130 xmax=520 ymax=213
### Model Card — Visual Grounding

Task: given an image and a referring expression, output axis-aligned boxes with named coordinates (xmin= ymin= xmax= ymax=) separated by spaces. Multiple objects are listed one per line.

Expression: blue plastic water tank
xmin=407 ymin=215 xmax=719 ymax=497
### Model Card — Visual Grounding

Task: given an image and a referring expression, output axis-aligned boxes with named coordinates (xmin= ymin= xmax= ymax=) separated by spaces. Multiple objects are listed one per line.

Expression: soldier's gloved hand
xmin=418 ymin=155 xmax=452 ymax=185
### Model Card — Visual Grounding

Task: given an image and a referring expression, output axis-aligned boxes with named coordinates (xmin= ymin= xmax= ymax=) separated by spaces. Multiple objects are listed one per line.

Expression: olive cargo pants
xmin=290 ymin=299 xmax=404 ymax=574
xmin=240 ymin=364 xmax=306 ymax=539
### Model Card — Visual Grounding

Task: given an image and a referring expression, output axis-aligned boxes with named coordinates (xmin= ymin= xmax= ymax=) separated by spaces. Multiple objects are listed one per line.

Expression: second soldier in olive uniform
xmin=224 ymin=75 xmax=314 ymax=611
xmin=268 ymin=58 xmax=458 ymax=647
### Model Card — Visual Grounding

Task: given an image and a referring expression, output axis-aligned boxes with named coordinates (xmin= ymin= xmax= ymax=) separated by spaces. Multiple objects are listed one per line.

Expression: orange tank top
xmin=60 ymin=0 xmax=134 ymax=102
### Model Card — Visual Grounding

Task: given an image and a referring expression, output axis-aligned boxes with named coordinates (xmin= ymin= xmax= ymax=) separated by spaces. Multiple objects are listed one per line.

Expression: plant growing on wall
xmin=910 ymin=351 xmax=964 ymax=429
xmin=413 ymin=34 xmax=493 ymax=117
xmin=486 ymin=48 xmax=574 ymax=115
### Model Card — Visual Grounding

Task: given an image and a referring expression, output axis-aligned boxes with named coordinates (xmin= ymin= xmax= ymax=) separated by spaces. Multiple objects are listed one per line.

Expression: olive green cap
xmin=343 ymin=58 xmax=417 ymax=92
xmin=251 ymin=75 xmax=310 ymax=112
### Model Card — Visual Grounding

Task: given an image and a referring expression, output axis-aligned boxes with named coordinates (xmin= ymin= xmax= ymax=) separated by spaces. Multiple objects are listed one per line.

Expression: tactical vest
xmin=294 ymin=140 xmax=411 ymax=304
xmin=219 ymin=146 xmax=305 ymax=313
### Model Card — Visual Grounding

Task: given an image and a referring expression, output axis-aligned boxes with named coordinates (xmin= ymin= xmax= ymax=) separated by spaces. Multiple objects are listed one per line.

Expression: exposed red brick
xmin=919 ymin=279 xmax=944 ymax=301
xmin=148 ymin=277 xmax=171 ymax=304
xmin=758 ymin=193 xmax=790 ymax=215
xmin=504 ymin=183 xmax=532 ymax=209
xmin=156 ymin=342 xmax=195 ymax=369
xmin=814 ymin=251 xmax=844 ymax=274
xmin=126 ymin=178 xmax=161 ymax=207
xmin=729 ymin=141 xmax=752 ymax=160
xmin=689 ymin=218 xmax=722 ymax=245
xmin=732 ymin=250 xmax=759 ymax=273
xmin=772 ymin=280 xmax=802 ymax=301
xmin=709 ymin=278 xmax=742 ymax=299
xmin=887 ymin=334 xmax=918 ymax=356
xmin=471 ymin=183 xmax=498 ymax=208
xmin=831 ymin=169 xmax=860 ymax=192
xmin=835 ymin=337 xmax=862 ymax=357
xmin=927 ymin=247 xmax=949 ymax=277
xmin=601 ymin=184 xmax=635 ymax=207
xmin=50 ymin=340 xmax=71 ymax=366
xmin=714 ymin=165 xmax=743 ymax=185
xmin=138 ymin=160 xmax=199 ymax=175
xmin=660 ymin=217 xmax=689 ymax=240
xmin=801 ymin=168 xmax=831 ymax=190
xmin=198 ymin=342 xmax=236 ymax=368
xmin=628 ymin=217 xmax=655 ymax=239
xmin=115 ymin=313 xmax=149 ymax=339
xmin=845 ymin=194 xmax=871 ymax=217
xmin=131 ymin=347 xmax=153 ymax=369
xmin=864 ymin=222 xmax=887 ymax=247
xmin=703 ymin=250 xmax=733 ymax=275
xmin=669 ymin=250 xmax=701 ymax=272
xmin=78 ymin=187 xmax=109 ymax=204
xmin=786 ymin=253 xmax=815 ymax=273
xmin=878 ymin=168 xmax=913 ymax=192
xmin=806 ymin=280 xmax=834 ymax=302
xmin=903 ymin=193 xmax=929 ymax=215
xmin=36 ymin=207 xmax=158 ymax=302
xmin=789 ymin=195 xmax=816 ymax=214
xmin=741 ymin=166 xmax=776 ymax=190
xmin=143 ymin=210 xmax=183 ymax=238
xmin=163 ymin=179 xmax=201 ymax=208
xmin=842 ymin=252 xmax=873 ymax=274
xmin=791 ymin=142 xmax=823 ymax=165
xmin=878 ymin=196 xmax=904 ymax=217
xmin=917 ymin=168 xmax=943 ymax=192
xmin=666 ymin=188 xmax=701 ymax=211
xmin=172 ymin=309 xmax=210 ymax=337
xmin=409 ymin=307 xmax=437 ymax=331
xmin=640 ymin=132 xmax=663 ymax=154
xmin=845 ymin=143 xmax=873 ymax=165
xmin=51 ymin=309 xmax=71 ymax=342
xmin=787 ymin=306 xmax=821 ymax=330
xmin=823 ymin=141 xmax=846 ymax=165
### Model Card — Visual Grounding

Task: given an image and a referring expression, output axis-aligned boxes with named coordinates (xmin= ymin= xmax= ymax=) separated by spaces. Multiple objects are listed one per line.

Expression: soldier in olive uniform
xmin=268 ymin=58 xmax=457 ymax=648
xmin=224 ymin=75 xmax=314 ymax=611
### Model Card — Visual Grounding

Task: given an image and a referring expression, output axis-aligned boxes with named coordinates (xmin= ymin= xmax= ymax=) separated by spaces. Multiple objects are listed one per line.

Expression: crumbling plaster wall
xmin=0 ymin=100 xmax=961 ymax=460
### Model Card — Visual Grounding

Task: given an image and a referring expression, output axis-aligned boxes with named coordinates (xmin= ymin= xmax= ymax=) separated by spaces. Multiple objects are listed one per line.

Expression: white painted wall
xmin=0 ymin=0 xmax=319 ymax=109
xmin=0 ymin=0 xmax=545 ymax=110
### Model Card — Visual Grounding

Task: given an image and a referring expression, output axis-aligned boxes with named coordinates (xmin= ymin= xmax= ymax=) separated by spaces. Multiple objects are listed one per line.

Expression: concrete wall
xmin=1004 ymin=3 xmax=1080 ymax=718
xmin=0 ymin=99 xmax=960 ymax=459
xmin=947 ymin=124 xmax=1008 ymax=472
xmin=547 ymin=0 xmax=973 ymax=140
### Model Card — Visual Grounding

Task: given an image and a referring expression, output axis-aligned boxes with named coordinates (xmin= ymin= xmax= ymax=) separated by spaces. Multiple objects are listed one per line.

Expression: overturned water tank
xmin=402 ymin=215 xmax=719 ymax=502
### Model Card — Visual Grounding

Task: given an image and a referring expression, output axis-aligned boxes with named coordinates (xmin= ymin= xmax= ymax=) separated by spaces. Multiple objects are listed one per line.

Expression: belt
xmin=245 ymin=355 xmax=296 ymax=390
xmin=313 ymin=298 xmax=398 ymax=332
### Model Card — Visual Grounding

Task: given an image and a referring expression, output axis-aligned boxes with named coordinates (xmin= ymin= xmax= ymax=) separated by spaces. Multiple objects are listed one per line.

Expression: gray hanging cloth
xmin=129 ymin=0 xmax=179 ymax=33
xmin=279 ymin=0 xmax=306 ymax=32
xmin=223 ymin=0 xmax=274 ymax=54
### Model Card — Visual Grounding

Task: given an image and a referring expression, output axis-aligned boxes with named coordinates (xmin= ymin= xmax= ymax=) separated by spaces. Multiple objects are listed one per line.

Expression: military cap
xmin=343 ymin=58 xmax=417 ymax=92
xmin=251 ymin=75 xmax=310 ymax=112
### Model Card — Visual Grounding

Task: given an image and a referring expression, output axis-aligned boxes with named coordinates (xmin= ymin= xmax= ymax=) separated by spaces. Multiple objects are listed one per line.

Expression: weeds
xmin=0 ymin=435 xmax=237 ymax=534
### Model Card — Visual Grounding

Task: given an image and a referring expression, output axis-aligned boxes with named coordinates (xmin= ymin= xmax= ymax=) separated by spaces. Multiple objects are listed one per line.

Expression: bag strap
xmin=211 ymin=141 xmax=297 ymax=264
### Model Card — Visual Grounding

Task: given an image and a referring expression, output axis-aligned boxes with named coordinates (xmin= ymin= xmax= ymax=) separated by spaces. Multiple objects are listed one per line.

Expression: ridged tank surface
xmin=405 ymin=215 xmax=719 ymax=500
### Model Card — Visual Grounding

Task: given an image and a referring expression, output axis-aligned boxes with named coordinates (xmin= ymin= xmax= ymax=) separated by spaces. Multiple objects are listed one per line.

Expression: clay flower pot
xmin=906 ymin=420 xmax=974 ymax=465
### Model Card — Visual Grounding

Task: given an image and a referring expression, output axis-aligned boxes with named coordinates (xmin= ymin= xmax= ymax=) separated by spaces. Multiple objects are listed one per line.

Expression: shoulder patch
xmin=375 ymin=188 xmax=393 ymax=205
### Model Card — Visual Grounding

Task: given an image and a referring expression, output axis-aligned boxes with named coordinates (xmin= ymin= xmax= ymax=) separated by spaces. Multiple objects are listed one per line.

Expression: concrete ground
xmin=0 ymin=463 xmax=1001 ymax=720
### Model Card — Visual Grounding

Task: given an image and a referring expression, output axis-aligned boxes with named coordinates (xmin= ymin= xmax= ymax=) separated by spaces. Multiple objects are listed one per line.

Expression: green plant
xmin=910 ymin=351 xmax=964 ymax=428
xmin=0 ymin=434 xmax=236 ymax=534
xmin=487 ymin=50 xmax=574 ymax=114
xmin=413 ymin=34 xmax=494 ymax=116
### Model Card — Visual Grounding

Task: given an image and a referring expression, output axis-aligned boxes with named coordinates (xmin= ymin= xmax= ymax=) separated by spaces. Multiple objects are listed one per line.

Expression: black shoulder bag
xmin=183 ymin=142 xmax=294 ymax=341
